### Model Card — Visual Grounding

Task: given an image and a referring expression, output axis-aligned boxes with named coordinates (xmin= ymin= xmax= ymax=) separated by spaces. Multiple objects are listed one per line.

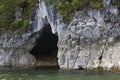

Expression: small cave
xmin=30 ymin=24 xmax=58 ymax=67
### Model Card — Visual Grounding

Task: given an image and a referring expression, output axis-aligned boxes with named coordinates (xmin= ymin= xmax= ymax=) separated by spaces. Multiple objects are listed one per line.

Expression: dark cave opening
xmin=30 ymin=24 xmax=58 ymax=67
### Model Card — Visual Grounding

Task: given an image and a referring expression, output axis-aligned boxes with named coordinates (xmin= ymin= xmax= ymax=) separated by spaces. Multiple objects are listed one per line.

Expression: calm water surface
xmin=0 ymin=67 xmax=120 ymax=80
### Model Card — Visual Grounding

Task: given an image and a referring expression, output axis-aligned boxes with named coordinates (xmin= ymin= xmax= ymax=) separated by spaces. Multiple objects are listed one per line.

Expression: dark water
xmin=0 ymin=67 xmax=120 ymax=80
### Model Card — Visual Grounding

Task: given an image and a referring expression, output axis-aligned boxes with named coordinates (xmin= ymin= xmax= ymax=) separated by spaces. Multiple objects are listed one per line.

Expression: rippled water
xmin=0 ymin=67 xmax=120 ymax=80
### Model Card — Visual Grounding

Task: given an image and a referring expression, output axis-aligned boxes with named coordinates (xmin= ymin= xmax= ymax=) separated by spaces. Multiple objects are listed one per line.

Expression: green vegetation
xmin=0 ymin=0 xmax=120 ymax=31
xmin=0 ymin=0 xmax=37 ymax=32
xmin=0 ymin=0 xmax=15 ymax=30
xmin=45 ymin=0 xmax=103 ymax=23
xmin=89 ymin=0 xmax=103 ymax=8
xmin=45 ymin=0 xmax=120 ymax=23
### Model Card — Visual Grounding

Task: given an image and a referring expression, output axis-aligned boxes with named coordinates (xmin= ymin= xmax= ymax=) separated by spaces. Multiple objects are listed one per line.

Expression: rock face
xmin=56 ymin=1 xmax=120 ymax=70
xmin=0 ymin=30 xmax=38 ymax=66
xmin=0 ymin=4 xmax=40 ymax=66
xmin=54 ymin=0 xmax=120 ymax=70
xmin=36 ymin=0 xmax=120 ymax=70
xmin=0 ymin=1 xmax=57 ymax=67
xmin=0 ymin=0 xmax=120 ymax=70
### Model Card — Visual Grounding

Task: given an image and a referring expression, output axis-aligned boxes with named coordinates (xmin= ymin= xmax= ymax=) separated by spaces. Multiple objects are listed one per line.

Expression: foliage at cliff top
xmin=0 ymin=0 xmax=37 ymax=32
xmin=45 ymin=0 xmax=120 ymax=23
xmin=0 ymin=0 xmax=120 ymax=31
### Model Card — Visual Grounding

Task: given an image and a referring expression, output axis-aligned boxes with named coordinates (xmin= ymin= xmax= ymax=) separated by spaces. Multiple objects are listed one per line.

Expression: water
xmin=0 ymin=67 xmax=120 ymax=80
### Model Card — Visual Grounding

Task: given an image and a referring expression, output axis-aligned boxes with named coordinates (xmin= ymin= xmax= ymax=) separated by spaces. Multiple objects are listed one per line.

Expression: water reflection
xmin=0 ymin=67 xmax=120 ymax=80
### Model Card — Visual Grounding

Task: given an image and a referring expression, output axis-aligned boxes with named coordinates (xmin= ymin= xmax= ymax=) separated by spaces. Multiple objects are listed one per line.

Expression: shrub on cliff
xmin=0 ymin=0 xmax=15 ymax=30
xmin=0 ymin=0 xmax=37 ymax=32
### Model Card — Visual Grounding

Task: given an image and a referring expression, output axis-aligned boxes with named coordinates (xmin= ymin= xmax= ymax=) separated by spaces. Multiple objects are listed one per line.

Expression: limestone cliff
xmin=56 ymin=0 xmax=120 ymax=70
xmin=0 ymin=0 xmax=120 ymax=70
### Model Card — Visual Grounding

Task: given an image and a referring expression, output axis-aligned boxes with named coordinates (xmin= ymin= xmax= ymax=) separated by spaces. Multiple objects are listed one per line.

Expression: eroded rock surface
xmin=0 ymin=31 xmax=39 ymax=66
xmin=57 ymin=1 xmax=120 ymax=70
xmin=0 ymin=0 xmax=120 ymax=70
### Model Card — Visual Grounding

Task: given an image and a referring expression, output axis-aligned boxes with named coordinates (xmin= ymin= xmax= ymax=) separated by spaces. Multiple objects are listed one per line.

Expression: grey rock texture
xmin=15 ymin=6 xmax=23 ymax=19
xmin=23 ymin=0 xmax=120 ymax=70
xmin=0 ymin=3 xmax=40 ymax=66
xmin=0 ymin=1 xmax=57 ymax=67
xmin=56 ymin=1 xmax=120 ymax=70
xmin=0 ymin=1 xmax=50 ymax=67
xmin=0 ymin=30 xmax=39 ymax=66
xmin=0 ymin=0 xmax=120 ymax=70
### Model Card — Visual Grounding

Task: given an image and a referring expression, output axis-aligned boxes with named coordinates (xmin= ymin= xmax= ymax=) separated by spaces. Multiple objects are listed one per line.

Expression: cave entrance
xmin=30 ymin=24 xmax=58 ymax=67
